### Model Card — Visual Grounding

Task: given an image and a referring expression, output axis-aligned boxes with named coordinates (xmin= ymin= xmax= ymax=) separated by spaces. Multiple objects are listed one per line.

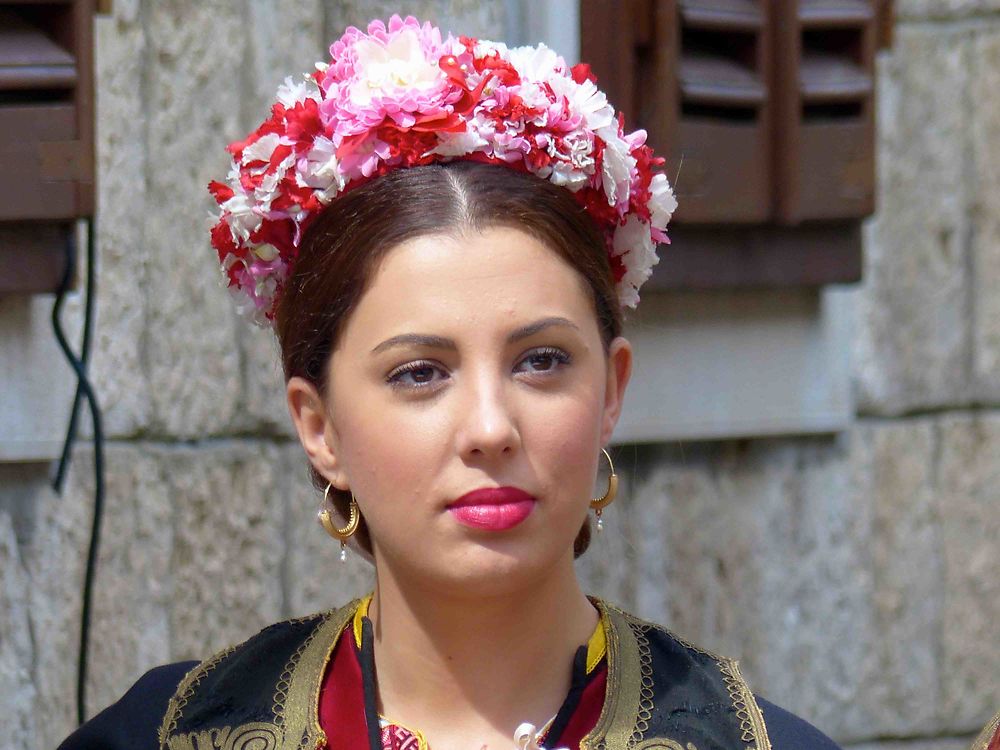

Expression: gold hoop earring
xmin=589 ymin=448 xmax=617 ymax=533
xmin=318 ymin=482 xmax=360 ymax=561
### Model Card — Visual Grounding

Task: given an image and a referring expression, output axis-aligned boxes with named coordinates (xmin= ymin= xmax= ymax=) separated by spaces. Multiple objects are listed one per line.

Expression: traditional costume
xmin=59 ymin=594 xmax=840 ymax=750
xmin=58 ymin=16 xmax=843 ymax=749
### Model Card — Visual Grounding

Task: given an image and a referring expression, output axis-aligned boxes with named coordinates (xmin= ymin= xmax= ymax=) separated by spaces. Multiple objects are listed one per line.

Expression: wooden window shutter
xmin=580 ymin=0 xmax=893 ymax=288
xmin=0 ymin=0 xmax=97 ymax=294
xmin=646 ymin=0 xmax=772 ymax=223
xmin=772 ymin=0 xmax=877 ymax=223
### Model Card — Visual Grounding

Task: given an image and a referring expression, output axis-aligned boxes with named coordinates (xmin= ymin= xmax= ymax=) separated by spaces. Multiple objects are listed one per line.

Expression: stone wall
xmin=0 ymin=2 xmax=997 ymax=749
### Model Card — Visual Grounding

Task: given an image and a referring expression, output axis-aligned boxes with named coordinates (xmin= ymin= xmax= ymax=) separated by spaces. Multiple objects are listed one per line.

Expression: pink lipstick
xmin=447 ymin=487 xmax=536 ymax=531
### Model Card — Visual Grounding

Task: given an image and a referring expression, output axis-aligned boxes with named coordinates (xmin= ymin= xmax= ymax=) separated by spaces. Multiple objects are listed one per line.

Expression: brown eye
xmin=515 ymin=347 xmax=571 ymax=374
xmin=387 ymin=361 xmax=446 ymax=389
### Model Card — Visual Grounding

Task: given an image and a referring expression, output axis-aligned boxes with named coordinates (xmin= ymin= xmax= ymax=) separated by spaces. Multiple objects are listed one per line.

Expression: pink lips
xmin=447 ymin=486 xmax=536 ymax=531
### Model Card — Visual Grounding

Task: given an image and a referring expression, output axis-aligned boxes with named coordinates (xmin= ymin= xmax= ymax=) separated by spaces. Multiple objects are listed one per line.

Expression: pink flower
xmin=319 ymin=16 xmax=462 ymax=145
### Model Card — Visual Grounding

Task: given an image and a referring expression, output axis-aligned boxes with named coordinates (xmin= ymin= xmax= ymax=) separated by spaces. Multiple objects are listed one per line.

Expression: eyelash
xmin=385 ymin=347 xmax=572 ymax=390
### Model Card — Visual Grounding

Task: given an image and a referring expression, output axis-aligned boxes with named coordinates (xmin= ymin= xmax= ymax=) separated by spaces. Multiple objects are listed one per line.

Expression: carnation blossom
xmin=208 ymin=14 xmax=676 ymax=327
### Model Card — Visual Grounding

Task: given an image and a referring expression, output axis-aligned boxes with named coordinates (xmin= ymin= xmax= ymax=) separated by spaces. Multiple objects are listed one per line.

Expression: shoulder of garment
xmin=56 ymin=660 xmax=199 ymax=750
xmin=756 ymin=696 xmax=843 ymax=750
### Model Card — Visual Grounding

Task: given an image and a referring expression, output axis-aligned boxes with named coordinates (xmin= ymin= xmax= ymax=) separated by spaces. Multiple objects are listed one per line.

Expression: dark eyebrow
xmin=370 ymin=316 xmax=580 ymax=355
xmin=371 ymin=333 xmax=458 ymax=355
xmin=506 ymin=316 xmax=580 ymax=343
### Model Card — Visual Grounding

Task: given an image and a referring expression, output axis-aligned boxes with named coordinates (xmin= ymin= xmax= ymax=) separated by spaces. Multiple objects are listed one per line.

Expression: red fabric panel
xmin=549 ymin=661 xmax=607 ymax=750
xmin=318 ymin=625 xmax=369 ymax=750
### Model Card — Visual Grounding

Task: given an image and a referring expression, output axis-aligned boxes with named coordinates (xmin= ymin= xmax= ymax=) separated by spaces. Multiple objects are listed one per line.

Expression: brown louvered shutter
xmin=581 ymin=0 xmax=892 ymax=288
xmin=645 ymin=0 xmax=771 ymax=224
xmin=772 ymin=0 xmax=877 ymax=223
xmin=0 ymin=0 xmax=97 ymax=294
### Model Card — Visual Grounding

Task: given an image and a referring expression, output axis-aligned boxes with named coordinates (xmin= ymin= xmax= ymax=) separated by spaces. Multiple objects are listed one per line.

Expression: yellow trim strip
xmin=586 ymin=610 xmax=608 ymax=674
xmin=353 ymin=592 xmax=373 ymax=646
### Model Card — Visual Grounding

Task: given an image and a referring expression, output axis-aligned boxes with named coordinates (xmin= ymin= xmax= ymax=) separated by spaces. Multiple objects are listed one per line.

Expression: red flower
xmin=208 ymin=180 xmax=234 ymax=204
xmin=284 ymin=97 xmax=324 ymax=152
xmin=210 ymin=218 xmax=241 ymax=264
xmin=571 ymin=63 xmax=597 ymax=85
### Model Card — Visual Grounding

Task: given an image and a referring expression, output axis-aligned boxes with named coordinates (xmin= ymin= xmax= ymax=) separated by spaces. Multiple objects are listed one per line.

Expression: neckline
xmin=351 ymin=592 xmax=609 ymax=676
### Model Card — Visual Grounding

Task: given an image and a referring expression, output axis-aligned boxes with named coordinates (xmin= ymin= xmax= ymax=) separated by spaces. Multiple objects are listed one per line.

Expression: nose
xmin=454 ymin=369 xmax=521 ymax=461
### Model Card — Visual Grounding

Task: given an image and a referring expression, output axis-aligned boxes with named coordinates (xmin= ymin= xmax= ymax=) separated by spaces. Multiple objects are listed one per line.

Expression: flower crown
xmin=208 ymin=15 xmax=677 ymax=327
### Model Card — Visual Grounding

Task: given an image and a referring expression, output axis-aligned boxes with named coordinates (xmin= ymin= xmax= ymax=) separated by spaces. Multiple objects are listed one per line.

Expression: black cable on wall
xmin=50 ymin=218 xmax=105 ymax=726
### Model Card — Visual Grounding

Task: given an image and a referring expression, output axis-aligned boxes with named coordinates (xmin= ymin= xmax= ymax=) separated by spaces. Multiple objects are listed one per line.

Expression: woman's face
xmin=289 ymin=225 xmax=631 ymax=596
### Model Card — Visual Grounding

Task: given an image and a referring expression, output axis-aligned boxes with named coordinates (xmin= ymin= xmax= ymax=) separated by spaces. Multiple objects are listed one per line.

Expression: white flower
xmin=648 ymin=172 xmax=678 ymax=228
xmin=548 ymin=75 xmax=614 ymax=131
xmin=222 ymin=191 xmax=262 ymax=241
xmin=349 ymin=28 xmax=442 ymax=105
xmin=241 ymin=132 xmax=283 ymax=165
xmin=507 ymin=43 xmax=566 ymax=81
xmin=613 ymin=215 xmax=659 ymax=308
xmin=431 ymin=128 xmax=489 ymax=157
xmin=299 ymin=135 xmax=346 ymax=191
xmin=276 ymin=74 xmax=321 ymax=107
xmin=597 ymin=126 xmax=634 ymax=207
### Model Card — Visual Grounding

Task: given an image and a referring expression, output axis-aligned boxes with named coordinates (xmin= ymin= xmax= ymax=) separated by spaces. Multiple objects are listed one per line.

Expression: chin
xmin=412 ymin=538 xmax=568 ymax=598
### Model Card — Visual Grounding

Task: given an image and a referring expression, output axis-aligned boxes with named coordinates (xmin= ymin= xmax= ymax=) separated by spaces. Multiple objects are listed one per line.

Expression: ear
xmin=600 ymin=336 xmax=633 ymax=446
xmin=286 ymin=375 xmax=350 ymax=490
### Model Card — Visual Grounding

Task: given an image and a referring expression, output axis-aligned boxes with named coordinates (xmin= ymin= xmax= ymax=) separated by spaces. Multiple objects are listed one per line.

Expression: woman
xmin=59 ymin=16 xmax=841 ymax=750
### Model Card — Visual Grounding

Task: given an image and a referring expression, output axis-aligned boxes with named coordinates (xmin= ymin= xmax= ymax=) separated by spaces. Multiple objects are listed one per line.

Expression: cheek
xmin=330 ymin=379 xmax=449 ymax=505
xmin=524 ymin=382 xmax=607 ymax=502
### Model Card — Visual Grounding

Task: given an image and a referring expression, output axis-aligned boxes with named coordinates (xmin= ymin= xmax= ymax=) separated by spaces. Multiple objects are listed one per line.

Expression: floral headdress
xmin=209 ymin=15 xmax=677 ymax=327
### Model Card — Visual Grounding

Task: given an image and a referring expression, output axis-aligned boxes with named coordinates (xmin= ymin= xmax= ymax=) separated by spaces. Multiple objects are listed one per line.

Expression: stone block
xmin=897 ymin=1 xmax=1000 ymax=19
xmin=854 ymin=27 xmax=974 ymax=415
xmin=969 ymin=31 xmax=1000 ymax=404
xmin=80 ymin=445 xmax=173 ymax=716
xmin=936 ymin=413 xmax=1000 ymax=731
xmin=140 ymin=1 xmax=245 ymax=438
xmin=25 ymin=464 xmax=93 ymax=749
xmin=860 ymin=419 xmax=943 ymax=738
xmin=166 ymin=441 xmax=287 ymax=660
xmin=232 ymin=325 xmax=296 ymax=437
xmin=87 ymin=9 xmax=153 ymax=438
xmin=0 ymin=513 xmax=35 ymax=750
xmin=245 ymin=0 xmax=324 ymax=115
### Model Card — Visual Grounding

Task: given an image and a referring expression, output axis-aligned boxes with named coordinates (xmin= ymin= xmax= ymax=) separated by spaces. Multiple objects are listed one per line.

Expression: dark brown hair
xmin=274 ymin=160 xmax=623 ymax=558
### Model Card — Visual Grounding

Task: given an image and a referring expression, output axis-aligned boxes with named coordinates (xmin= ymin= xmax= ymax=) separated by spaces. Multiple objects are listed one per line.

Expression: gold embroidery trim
xmin=281 ymin=599 xmax=360 ymax=748
xmin=158 ymin=641 xmax=243 ymax=749
xmin=972 ymin=709 xmax=1000 ymax=750
xmin=164 ymin=722 xmax=281 ymax=750
xmin=719 ymin=659 xmax=771 ymax=750
xmin=633 ymin=741 xmax=698 ymax=750
xmin=580 ymin=601 xmax=644 ymax=750
xmin=606 ymin=605 xmax=772 ymax=750
xmin=160 ymin=600 xmax=360 ymax=750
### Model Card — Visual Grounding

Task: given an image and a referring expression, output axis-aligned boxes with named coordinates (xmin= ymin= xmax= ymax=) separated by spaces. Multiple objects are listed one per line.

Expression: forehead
xmin=341 ymin=226 xmax=597 ymax=341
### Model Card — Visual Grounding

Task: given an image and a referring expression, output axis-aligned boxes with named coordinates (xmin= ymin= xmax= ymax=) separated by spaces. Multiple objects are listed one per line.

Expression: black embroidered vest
xmin=158 ymin=597 xmax=771 ymax=750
